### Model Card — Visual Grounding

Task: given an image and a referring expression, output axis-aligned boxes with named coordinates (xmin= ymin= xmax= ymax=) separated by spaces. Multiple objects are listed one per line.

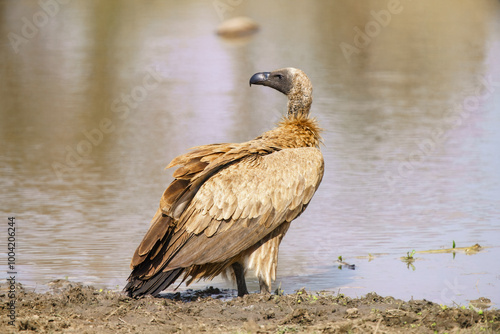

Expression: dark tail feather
xmin=124 ymin=268 xmax=184 ymax=298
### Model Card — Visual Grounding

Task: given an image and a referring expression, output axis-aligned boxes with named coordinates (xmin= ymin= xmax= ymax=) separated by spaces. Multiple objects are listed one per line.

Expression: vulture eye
xmin=274 ymin=74 xmax=283 ymax=80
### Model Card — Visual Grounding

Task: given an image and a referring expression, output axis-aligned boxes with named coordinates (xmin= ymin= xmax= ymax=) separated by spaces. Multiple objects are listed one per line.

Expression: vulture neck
xmin=286 ymin=85 xmax=312 ymax=117
xmin=260 ymin=111 xmax=321 ymax=150
xmin=260 ymin=76 xmax=320 ymax=148
xmin=265 ymin=87 xmax=319 ymax=149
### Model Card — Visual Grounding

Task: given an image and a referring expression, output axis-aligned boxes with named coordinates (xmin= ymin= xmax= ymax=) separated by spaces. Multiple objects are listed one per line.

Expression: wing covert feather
xmin=131 ymin=146 xmax=323 ymax=277
xmin=165 ymin=147 xmax=324 ymax=267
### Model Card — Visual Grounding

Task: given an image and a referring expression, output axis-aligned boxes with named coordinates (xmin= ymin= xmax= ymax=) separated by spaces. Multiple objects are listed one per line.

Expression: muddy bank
xmin=1 ymin=282 xmax=498 ymax=333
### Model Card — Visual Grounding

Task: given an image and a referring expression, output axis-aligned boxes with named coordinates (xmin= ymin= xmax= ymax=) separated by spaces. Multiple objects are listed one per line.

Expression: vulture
xmin=124 ymin=67 xmax=324 ymax=298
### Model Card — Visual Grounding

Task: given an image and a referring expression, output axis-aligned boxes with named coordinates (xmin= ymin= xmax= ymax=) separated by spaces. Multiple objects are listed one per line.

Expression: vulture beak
xmin=249 ymin=72 xmax=271 ymax=86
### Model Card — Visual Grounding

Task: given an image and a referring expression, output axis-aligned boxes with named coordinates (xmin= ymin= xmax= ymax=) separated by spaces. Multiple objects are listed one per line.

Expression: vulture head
xmin=250 ymin=67 xmax=313 ymax=116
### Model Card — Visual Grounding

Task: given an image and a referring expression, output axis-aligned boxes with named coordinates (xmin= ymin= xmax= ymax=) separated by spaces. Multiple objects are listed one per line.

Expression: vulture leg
xmin=231 ymin=262 xmax=249 ymax=297
xmin=259 ymin=277 xmax=270 ymax=294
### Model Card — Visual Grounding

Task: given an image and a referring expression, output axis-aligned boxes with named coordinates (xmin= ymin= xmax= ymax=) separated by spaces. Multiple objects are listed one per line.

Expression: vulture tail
xmin=124 ymin=268 xmax=184 ymax=298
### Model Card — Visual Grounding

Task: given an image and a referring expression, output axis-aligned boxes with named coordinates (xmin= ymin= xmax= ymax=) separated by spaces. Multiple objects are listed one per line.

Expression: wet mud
xmin=1 ymin=282 xmax=498 ymax=333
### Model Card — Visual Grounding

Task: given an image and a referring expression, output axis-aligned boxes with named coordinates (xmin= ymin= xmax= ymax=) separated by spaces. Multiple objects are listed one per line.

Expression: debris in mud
xmin=1 ymin=282 xmax=498 ymax=333
xmin=470 ymin=297 xmax=493 ymax=310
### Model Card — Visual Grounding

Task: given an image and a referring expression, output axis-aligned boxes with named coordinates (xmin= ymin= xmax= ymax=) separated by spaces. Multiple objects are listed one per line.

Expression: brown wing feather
xmin=163 ymin=143 xmax=274 ymax=219
xmin=159 ymin=145 xmax=233 ymax=214
xmin=130 ymin=142 xmax=265 ymax=277
xmin=135 ymin=208 xmax=170 ymax=258
xmin=153 ymin=148 xmax=322 ymax=270
xmin=166 ymin=144 xmax=233 ymax=169
xmin=129 ymin=145 xmax=323 ymax=286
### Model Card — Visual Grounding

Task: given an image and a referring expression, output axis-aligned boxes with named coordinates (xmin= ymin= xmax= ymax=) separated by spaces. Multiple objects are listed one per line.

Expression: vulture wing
xmin=128 ymin=145 xmax=323 ymax=292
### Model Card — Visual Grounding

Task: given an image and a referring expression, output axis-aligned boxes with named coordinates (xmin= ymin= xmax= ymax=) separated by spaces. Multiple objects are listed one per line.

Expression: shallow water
xmin=1 ymin=0 xmax=499 ymax=307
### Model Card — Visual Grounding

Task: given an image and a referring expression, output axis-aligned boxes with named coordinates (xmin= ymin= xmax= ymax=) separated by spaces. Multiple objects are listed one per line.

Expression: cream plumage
xmin=124 ymin=68 xmax=324 ymax=298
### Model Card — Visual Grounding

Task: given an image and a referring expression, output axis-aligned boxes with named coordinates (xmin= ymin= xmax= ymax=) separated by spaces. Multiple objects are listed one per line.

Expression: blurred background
xmin=1 ymin=0 xmax=499 ymax=306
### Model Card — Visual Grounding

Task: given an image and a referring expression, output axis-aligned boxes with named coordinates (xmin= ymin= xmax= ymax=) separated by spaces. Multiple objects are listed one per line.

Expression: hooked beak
xmin=249 ymin=72 xmax=270 ymax=86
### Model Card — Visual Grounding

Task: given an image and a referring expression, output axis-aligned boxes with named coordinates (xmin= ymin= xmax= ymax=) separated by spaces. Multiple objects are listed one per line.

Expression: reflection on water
xmin=1 ymin=0 xmax=499 ymax=306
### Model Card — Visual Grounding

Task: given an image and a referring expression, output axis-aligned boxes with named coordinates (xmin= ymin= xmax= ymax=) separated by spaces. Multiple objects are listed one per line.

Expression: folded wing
xmin=127 ymin=146 xmax=324 ymax=294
